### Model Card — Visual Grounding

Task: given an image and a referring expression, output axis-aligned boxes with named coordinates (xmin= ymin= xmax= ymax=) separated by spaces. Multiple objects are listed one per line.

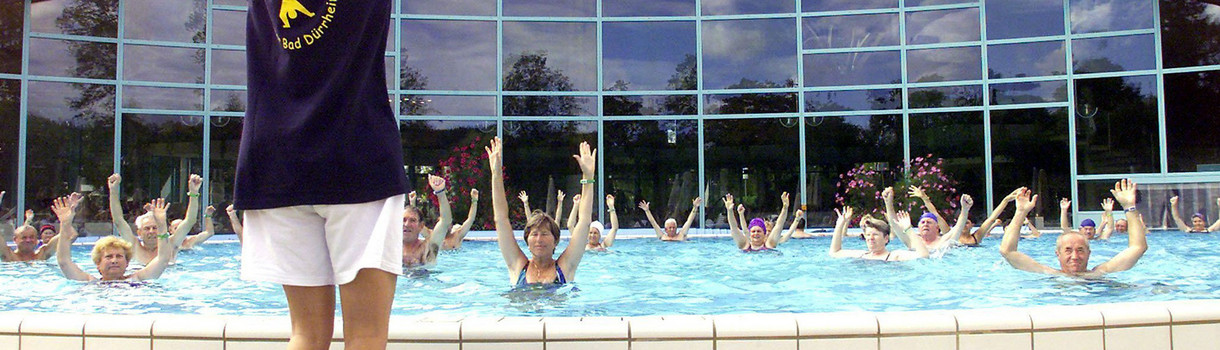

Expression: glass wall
xmin=4 ymin=0 xmax=1220 ymax=234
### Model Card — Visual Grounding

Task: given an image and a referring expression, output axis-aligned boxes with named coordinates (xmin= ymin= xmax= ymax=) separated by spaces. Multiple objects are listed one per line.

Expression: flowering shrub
xmin=428 ymin=136 xmax=500 ymax=230
xmin=835 ymin=154 xmax=960 ymax=224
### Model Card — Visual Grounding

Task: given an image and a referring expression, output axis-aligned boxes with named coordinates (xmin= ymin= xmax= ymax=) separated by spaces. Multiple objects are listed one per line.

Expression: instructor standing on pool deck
xmin=235 ymin=1 xmax=408 ymax=349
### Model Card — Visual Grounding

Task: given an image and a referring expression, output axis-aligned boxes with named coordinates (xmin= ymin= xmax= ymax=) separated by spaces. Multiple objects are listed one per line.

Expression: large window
xmin=909 ymin=112 xmax=986 ymax=204
xmin=804 ymin=115 xmax=903 ymax=226
xmin=0 ymin=1 xmax=22 ymax=74
xmin=990 ymin=108 xmax=1070 ymax=222
xmin=1164 ymin=70 xmax=1220 ymax=172
xmin=400 ymin=120 xmax=498 ymax=229
xmin=1074 ymin=75 xmax=1160 ymax=174
xmin=0 ymin=80 xmax=17 ymax=215
xmin=604 ymin=120 xmax=699 ymax=229
xmin=1159 ymin=0 xmax=1220 ymax=69
xmin=502 ymin=121 xmax=598 ymax=228
xmin=704 ymin=118 xmax=799 ymax=229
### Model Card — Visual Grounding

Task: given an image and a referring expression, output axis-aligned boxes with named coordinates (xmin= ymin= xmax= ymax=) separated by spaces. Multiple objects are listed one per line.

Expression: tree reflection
xmin=662 ymin=54 xmax=697 ymax=114
xmin=0 ymin=1 xmax=22 ymax=74
xmin=502 ymin=52 xmax=583 ymax=116
xmin=713 ymin=79 xmax=797 ymax=114
xmin=1160 ymin=0 xmax=1220 ymax=68
xmin=58 ymin=0 xmax=118 ymax=114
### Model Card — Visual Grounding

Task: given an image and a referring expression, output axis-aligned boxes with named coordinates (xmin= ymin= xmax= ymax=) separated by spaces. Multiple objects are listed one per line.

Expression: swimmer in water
xmin=829 ymin=206 xmax=928 ymax=261
xmin=55 ymin=195 xmax=174 ymax=281
xmin=640 ymin=196 xmax=701 ymax=242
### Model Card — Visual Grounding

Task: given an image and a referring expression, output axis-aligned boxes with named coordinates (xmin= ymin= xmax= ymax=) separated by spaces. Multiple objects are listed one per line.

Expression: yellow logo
xmin=279 ymin=0 xmax=316 ymax=29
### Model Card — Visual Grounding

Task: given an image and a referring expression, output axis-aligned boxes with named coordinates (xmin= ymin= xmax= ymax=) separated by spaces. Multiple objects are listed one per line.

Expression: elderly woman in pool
xmin=54 ymin=194 xmax=174 ymax=281
xmin=1169 ymin=195 xmax=1220 ymax=233
xmin=639 ymin=196 xmax=700 ymax=242
xmin=487 ymin=137 xmax=596 ymax=287
xmin=829 ymin=206 xmax=929 ymax=261
xmin=566 ymin=194 xmax=619 ymax=251
xmin=724 ymin=192 xmax=791 ymax=252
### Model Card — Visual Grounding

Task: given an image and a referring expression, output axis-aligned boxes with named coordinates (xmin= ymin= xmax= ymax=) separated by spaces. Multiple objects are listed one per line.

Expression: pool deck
xmin=3 ymin=299 xmax=1219 ymax=349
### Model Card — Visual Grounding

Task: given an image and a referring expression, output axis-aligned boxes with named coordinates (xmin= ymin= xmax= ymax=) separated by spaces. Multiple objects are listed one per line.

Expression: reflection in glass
xmin=28 ymin=38 xmax=116 ymax=79
xmin=604 ymin=94 xmax=698 ymax=116
xmin=909 ymin=112 xmax=986 ymax=202
xmin=400 ymin=120 xmax=498 ymax=228
xmin=804 ymin=89 xmax=900 ymax=112
xmin=705 ymin=92 xmax=797 ymax=115
xmin=123 ymin=45 xmax=205 ymax=84
xmin=906 ymin=0 xmax=973 ymax=6
xmin=503 ymin=22 xmax=597 ymax=92
xmin=1160 ymin=0 xmax=1220 ymax=69
xmin=603 ymin=0 xmax=694 ymax=17
xmin=704 ymin=118 xmax=799 ymax=229
xmin=907 ymin=46 xmax=981 ymax=82
xmin=123 ymin=0 xmax=206 ymax=43
xmin=603 ymin=22 xmax=697 ymax=91
xmin=604 ymin=120 xmax=699 ymax=228
xmin=400 ymin=95 xmax=496 ymax=116
xmin=1072 ymin=35 xmax=1155 ymax=74
xmin=402 ymin=0 xmax=496 ymax=16
xmin=990 ymin=108 xmax=1069 ymax=222
xmin=210 ymin=49 xmax=246 ymax=86
xmin=802 ymin=0 xmax=896 ymax=12
xmin=990 ymin=80 xmax=1068 ymax=105
xmin=402 ymin=20 xmax=497 ymax=91
xmin=505 ymin=0 xmax=596 ymax=17
xmin=122 ymin=86 xmax=203 ymax=111
xmin=502 ymin=121 xmax=598 ymax=226
xmin=503 ymin=96 xmax=595 ymax=116
xmin=702 ymin=18 xmax=797 ymax=90
xmin=804 ymin=115 xmax=903 ymax=226
xmin=803 ymin=51 xmax=901 ymax=87
xmin=987 ymin=41 xmax=1066 ymax=79
xmin=1164 ymin=71 xmax=1220 ymax=172
xmin=906 ymin=8 xmax=980 ymax=45
xmin=802 ymin=14 xmax=899 ymax=50
xmin=908 ymin=85 xmax=982 ymax=108
xmin=211 ymin=10 xmax=246 ymax=46
xmin=211 ymin=90 xmax=246 ymax=112
xmin=120 ymin=114 xmax=204 ymax=220
xmin=0 ymin=1 xmax=23 ymax=74
xmin=1074 ymin=75 xmax=1159 ymax=174
xmin=26 ymin=81 xmax=115 ymax=230
xmin=702 ymin=0 xmax=794 ymax=16
xmin=1070 ymin=0 xmax=1154 ymax=34
xmin=0 ymin=81 xmax=17 ymax=208
xmin=208 ymin=115 xmax=243 ymax=233
xmin=30 ymin=0 xmax=118 ymax=37
xmin=213 ymin=0 xmax=245 ymax=5
xmin=986 ymin=0 xmax=1065 ymax=40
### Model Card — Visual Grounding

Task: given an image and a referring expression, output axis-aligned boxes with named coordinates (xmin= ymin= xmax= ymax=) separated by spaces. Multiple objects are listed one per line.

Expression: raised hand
xmin=107 ymin=173 xmax=121 ymax=190
xmin=835 ymin=206 xmax=853 ymax=224
xmin=470 ymin=188 xmax=479 ymax=202
xmin=1017 ymin=189 xmax=1038 ymax=213
xmin=882 ymin=187 xmax=894 ymax=203
xmin=519 ymin=191 xmax=529 ymax=204
xmin=428 ymin=174 xmax=447 ymax=193
xmin=895 ymin=210 xmax=913 ymax=232
xmin=408 ymin=191 xmax=417 ymax=205
xmin=722 ymin=193 xmax=734 ymax=209
xmin=780 ymin=192 xmax=790 ymax=207
xmin=485 ymin=137 xmax=503 ymax=171
xmin=606 ymin=194 xmax=615 ymax=208
xmin=638 ymin=200 xmax=650 ymax=211
xmin=736 ymin=204 xmax=745 ymax=216
xmin=693 ymin=197 xmax=703 ymax=207
xmin=68 ymin=192 xmax=82 ymax=206
xmin=1004 ymin=187 xmax=1024 ymax=202
xmin=1060 ymin=198 xmax=1072 ymax=210
xmin=1101 ymin=198 xmax=1115 ymax=212
xmin=908 ymin=186 xmax=928 ymax=199
xmin=25 ymin=209 xmax=34 ymax=223
xmin=960 ymin=194 xmax=973 ymax=208
xmin=573 ymin=141 xmax=597 ymax=177
xmin=1170 ymin=195 xmax=1179 ymax=207
xmin=225 ymin=204 xmax=237 ymax=217
xmin=150 ymin=198 xmax=170 ymax=225
xmin=557 ymin=190 xmax=565 ymax=203
xmin=205 ymin=205 xmax=216 ymax=217
xmin=51 ymin=195 xmax=78 ymax=223
xmin=1110 ymin=179 xmax=1138 ymax=209
xmin=187 ymin=174 xmax=203 ymax=193
xmin=794 ymin=209 xmax=805 ymax=220
xmin=572 ymin=193 xmax=581 ymax=205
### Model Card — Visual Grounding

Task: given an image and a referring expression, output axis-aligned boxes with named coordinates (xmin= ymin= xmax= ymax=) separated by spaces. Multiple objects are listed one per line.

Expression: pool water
xmin=3 ymin=231 xmax=1217 ymax=317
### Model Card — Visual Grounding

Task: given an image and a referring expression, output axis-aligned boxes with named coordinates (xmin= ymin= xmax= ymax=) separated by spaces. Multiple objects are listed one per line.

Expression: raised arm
xmin=639 ymin=200 xmax=665 ymax=239
xmin=0 ymin=203 xmax=17 ymax=261
xmin=896 ymin=210 xmax=929 ymax=259
xmin=1097 ymin=198 xmax=1116 ymax=240
xmin=1093 ymin=180 xmax=1148 ymax=274
xmin=1022 ymin=218 xmax=1043 ymax=238
xmin=829 ymin=207 xmax=853 ymax=258
xmin=106 ymin=174 xmax=138 ymax=245
xmin=183 ymin=205 xmax=218 ymax=249
xmin=408 ymin=191 xmax=417 ymax=207
xmin=554 ymin=190 xmax=565 ymax=227
xmin=566 ymin=194 xmax=580 ymax=230
xmin=909 ymin=186 xmax=950 ymax=233
xmin=765 ymin=192 xmax=790 ymax=247
xmin=724 ymin=194 xmax=746 ymax=248
xmin=133 ymin=198 xmax=173 ymax=281
xmin=425 ymin=175 xmax=453 ymax=249
xmin=973 ymin=187 xmax=1022 ymax=241
xmin=1060 ymin=198 xmax=1073 ymax=233
xmin=779 ymin=209 xmax=804 ymax=244
xmin=488 ymin=138 xmax=528 ymax=273
xmin=884 ymin=187 xmax=913 ymax=249
xmin=1210 ymin=198 xmax=1220 ymax=232
xmin=1169 ymin=196 xmax=1192 ymax=232
xmin=1000 ymin=189 xmax=1057 ymax=274
xmin=170 ymin=174 xmax=204 ymax=247
xmin=677 ymin=197 xmax=701 ymax=241
xmin=558 ymin=141 xmax=596 ymax=279
xmin=225 ymin=204 xmax=243 ymax=243
xmin=53 ymin=194 xmax=93 ymax=281
xmin=603 ymin=194 xmax=619 ymax=248
xmin=453 ymin=189 xmax=479 ymax=241
xmin=937 ymin=194 xmax=973 ymax=246
xmin=518 ymin=191 xmax=532 ymax=218
xmin=736 ymin=204 xmax=748 ymax=235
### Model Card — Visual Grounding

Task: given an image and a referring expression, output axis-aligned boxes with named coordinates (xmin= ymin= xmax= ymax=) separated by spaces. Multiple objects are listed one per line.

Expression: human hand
xmin=908 ymin=186 xmax=928 ymax=199
xmin=408 ymin=191 xmax=417 ymax=205
xmin=1110 ymin=179 xmax=1138 ymax=209
xmin=1060 ymin=198 xmax=1071 ymax=210
xmin=187 ymin=174 xmax=203 ymax=193
xmin=835 ymin=206 xmax=853 ymax=225
xmin=573 ymin=141 xmax=597 ymax=177
xmin=1170 ymin=195 xmax=1179 ymax=207
xmin=557 ymin=190 xmax=565 ymax=203
xmin=25 ymin=209 xmax=34 ymax=223
xmin=638 ymin=200 xmax=650 ymax=211
xmin=736 ymin=204 xmax=745 ymax=216
xmin=485 ymin=137 xmax=503 ymax=171
xmin=470 ymin=188 xmax=479 ymax=202
xmin=1017 ymin=189 xmax=1038 ymax=213
xmin=150 ymin=198 xmax=169 ymax=225
xmin=1004 ymin=187 xmax=1024 ymax=202
xmin=1101 ymin=198 xmax=1115 ymax=212
xmin=108 ymin=174 xmax=121 ymax=190
xmin=226 ymin=204 xmax=237 ymax=217
xmin=960 ymin=194 xmax=973 ymax=209
xmin=722 ymin=193 xmax=734 ymax=209
xmin=780 ymin=192 xmax=790 ymax=207
xmin=896 ymin=210 xmax=913 ymax=232
xmin=794 ymin=209 xmax=805 ymax=222
xmin=693 ymin=197 xmax=703 ymax=207
xmin=68 ymin=192 xmax=83 ymax=209
xmin=51 ymin=195 xmax=78 ymax=223
xmin=428 ymin=174 xmax=447 ymax=194
xmin=519 ymin=191 xmax=528 ymax=204
xmin=606 ymin=194 xmax=615 ymax=208
xmin=205 ymin=205 xmax=216 ymax=216
xmin=882 ymin=187 xmax=894 ymax=203
xmin=572 ymin=193 xmax=581 ymax=204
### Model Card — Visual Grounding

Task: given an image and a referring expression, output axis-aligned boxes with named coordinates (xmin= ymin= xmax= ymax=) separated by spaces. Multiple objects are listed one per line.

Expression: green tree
xmin=662 ymin=54 xmax=697 ymax=115
xmin=502 ymin=52 xmax=583 ymax=116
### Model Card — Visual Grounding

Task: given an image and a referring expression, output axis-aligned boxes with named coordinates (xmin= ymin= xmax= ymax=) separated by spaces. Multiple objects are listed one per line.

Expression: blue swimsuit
xmin=515 ymin=264 xmax=567 ymax=288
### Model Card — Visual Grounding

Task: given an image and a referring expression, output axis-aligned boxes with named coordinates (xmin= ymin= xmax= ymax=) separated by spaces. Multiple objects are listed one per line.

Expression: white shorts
xmin=240 ymin=195 xmax=404 ymax=286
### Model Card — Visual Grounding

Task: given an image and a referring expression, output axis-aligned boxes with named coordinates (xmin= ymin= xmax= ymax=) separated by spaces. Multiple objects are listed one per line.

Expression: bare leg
xmin=338 ymin=268 xmax=398 ymax=350
xmin=283 ymin=285 xmax=336 ymax=350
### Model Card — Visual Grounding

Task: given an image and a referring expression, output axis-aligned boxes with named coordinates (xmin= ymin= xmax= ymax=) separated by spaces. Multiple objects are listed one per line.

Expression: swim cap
xmin=590 ymin=220 xmax=604 ymax=234
xmin=39 ymin=225 xmax=56 ymax=233
xmin=919 ymin=212 xmax=938 ymax=222
xmin=748 ymin=218 xmax=766 ymax=232
xmin=1080 ymin=218 xmax=1096 ymax=227
xmin=1192 ymin=212 xmax=1206 ymax=221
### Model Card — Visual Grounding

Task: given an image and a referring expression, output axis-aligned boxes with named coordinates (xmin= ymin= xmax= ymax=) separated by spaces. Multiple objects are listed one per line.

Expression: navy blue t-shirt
xmin=235 ymin=0 xmax=407 ymax=210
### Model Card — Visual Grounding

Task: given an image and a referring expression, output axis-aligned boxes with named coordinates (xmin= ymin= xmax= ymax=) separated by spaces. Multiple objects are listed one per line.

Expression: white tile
xmin=713 ymin=314 xmax=797 ymax=338
xmin=1093 ymin=302 xmax=1171 ymax=326
xmin=152 ymin=338 xmax=224 ymax=350
xmin=387 ymin=316 xmax=461 ymax=341
xmin=1171 ymin=322 xmax=1220 ymax=350
xmin=84 ymin=314 xmax=153 ymax=337
xmin=226 ymin=340 xmax=290 ymax=350
xmin=0 ymin=335 xmax=16 ymax=350
xmin=629 ymin=339 xmax=713 ymax=350
xmin=22 ymin=334 xmax=83 ymax=350
xmin=545 ymin=317 xmax=628 ymax=340
xmin=1028 ymin=306 xmax=1103 ymax=330
xmin=462 ymin=317 xmax=543 ymax=341
xmin=880 ymin=334 xmax=955 ymax=350
xmin=546 ymin=340 xmax=628 ymax=350
xmin=462 ymin=341 xmax=544 ymax=350
xmin=0 ymin=311 xmax=25 ymax=333
xmin=960 ymin=332 xmax=1031 ymax=350
xmin=717 ymin=338 xmax=798 ymax=350
xmin=954 ymin=307 xmax=1031 ymax=332
xmin=628 ymin=316 xmax=713 ymax=339
xmin=877 ymin=310 xmax=956 ymax=334
xmin=1032 ymin=329 xmax=1104 ymax=350
xmin=21 ymin=313 xmax=87 ymax=335
xmin=387 ymin=343 xmax=460 ymax=350
xmin=1104 ymin=325 xmax=1170 ymax=350
xmin=1167 ymin=300 xmax=1220 ymax=322
xmin=223 ymin=316 xmax=291 ymax=340
xmin=152 ymin=314 xmax=228 ymax=338
xmin=800 ymin=337 xmax=877 ymax=350
xmin=85 ymin=336 xmax=150 ymax=350
xmin=795 ymin=311 xmax=878 ymax=337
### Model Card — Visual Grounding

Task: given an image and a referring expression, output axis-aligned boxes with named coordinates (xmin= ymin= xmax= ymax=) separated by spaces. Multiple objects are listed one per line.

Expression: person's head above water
xmin=588 ymin=220 xmax=604 ymax=244
xmin=860 ymin=215 xmax=891 ymax=253
xmin=1079 ymin=218 xmax=1097 ymax=239
xmin=916 ymin=212 xmax=938 ymax=239
xmin=1191 ymin=212 xmax=1207 ymax=231
xmin=91 ymin=236 xmax=133 ymax=280
xmin=748 ymin=217 xmax=766 ymax=244
xmin=523 ymin=210 xmax=561 ymax=258
xmin=1055 ymin=232 xmax=1091 ymax=273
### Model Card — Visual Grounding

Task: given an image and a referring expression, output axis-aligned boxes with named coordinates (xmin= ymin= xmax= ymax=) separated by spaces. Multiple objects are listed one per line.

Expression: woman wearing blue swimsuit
xmin=486 ymin=137 xmax=597 ymax=287
xmin=724 ymin=192 xmax=791 ymax=252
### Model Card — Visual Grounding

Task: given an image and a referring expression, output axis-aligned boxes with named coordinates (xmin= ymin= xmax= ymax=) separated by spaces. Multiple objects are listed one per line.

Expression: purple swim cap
xmin=748 ymin=218 xmax=766 ymax=232
xmin=919 ymin=212 xmax=938 ymax=222
xmin=1080 ymin=218 xmax=1096 ymax=227
xmin=1192 ymin=212 xmax=1206 ymax=221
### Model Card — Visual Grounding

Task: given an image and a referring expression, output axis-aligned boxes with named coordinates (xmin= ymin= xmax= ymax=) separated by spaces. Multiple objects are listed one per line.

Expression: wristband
xmin=1124 ymin=207 xmax=1138 ymax=212
xmin=607 ymin=208 xmax=615 ymax=213
xmin=187 ymin=193 xmax=200 ymax=198
xmin=203 ymin=214 xmax=211 ymax=218
xmin=433 ymin=188 xmax=446 ymax=195
xmin=157 ymin=233 xmax=170 ymax=239
xmin=579 ymin=179 xmax=595 ymax=184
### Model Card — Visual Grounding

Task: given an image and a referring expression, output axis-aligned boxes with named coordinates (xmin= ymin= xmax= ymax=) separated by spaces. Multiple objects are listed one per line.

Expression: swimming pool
xmin=4 ymin=230 xmax=1216 ymax=317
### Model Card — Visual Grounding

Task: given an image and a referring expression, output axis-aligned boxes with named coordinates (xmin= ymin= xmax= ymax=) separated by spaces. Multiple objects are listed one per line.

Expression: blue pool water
xmin=3 ymin=231 xmax=1217 ymax=317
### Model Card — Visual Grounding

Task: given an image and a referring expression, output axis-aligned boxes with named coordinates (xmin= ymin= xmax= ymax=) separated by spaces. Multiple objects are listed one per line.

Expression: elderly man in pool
xmin=0 ymin=192 xmax=60 ymax=262
xmin=402 ymin=175 xmax=453 ymax=268
xmin=107 ymin=173 xmax=203 ymax=264
xmin=1000 ymin=180 xmax=1148 ymax=277
xmin=53 ymin=194 xmax=175 ymax=282
xmin=639 ymin=196 xmax=701 ymax=242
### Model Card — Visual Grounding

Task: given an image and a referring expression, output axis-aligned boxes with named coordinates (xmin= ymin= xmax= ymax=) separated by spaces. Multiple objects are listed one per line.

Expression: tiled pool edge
xmin=4 ymin=299 xmax=1219 ymax=349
